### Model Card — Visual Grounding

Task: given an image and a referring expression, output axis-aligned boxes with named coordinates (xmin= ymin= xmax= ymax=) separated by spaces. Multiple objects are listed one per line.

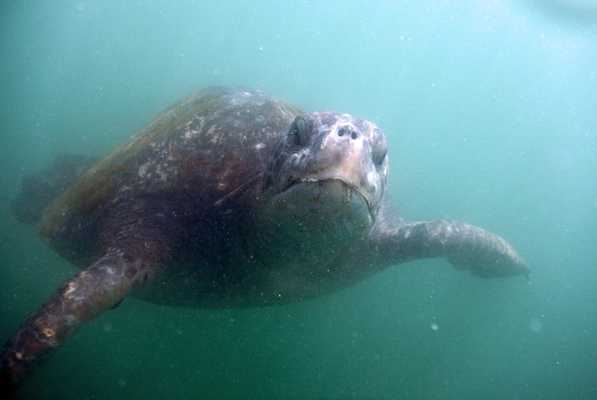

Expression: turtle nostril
xmin=337 ymin=126 xmax=359 ymax=139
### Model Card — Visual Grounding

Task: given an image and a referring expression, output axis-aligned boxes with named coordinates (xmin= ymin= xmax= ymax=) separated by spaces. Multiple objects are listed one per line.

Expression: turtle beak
xmin=298 ymin=176 xmax=374 ymax=218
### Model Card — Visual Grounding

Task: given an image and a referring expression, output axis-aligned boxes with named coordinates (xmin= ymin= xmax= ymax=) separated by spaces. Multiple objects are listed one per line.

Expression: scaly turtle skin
xmin=0 ymin=87 xmax=528 ymax=389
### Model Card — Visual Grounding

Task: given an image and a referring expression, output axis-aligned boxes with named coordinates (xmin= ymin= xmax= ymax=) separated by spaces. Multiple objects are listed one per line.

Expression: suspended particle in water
xmin=430 ymin=322 xmax=439 ymax=331
xmin=529 ymin=316 xmax=543 ymax=333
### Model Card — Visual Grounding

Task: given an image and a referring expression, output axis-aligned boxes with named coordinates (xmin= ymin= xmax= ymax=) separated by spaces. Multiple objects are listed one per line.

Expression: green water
xmin=1 ymin=1 xmax=596 ymax=398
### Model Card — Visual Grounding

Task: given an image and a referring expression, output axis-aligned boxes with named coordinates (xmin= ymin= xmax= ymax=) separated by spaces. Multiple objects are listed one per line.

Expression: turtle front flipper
xmin=372 ymin=220 xmax=528 ymax=278
xmin=0 ymin=247 xmax=165 ymax=390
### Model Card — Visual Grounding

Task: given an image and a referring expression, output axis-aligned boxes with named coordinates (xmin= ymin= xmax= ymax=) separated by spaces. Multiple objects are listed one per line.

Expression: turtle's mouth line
xmin=283 ymin=177 xmax=373 ymax=214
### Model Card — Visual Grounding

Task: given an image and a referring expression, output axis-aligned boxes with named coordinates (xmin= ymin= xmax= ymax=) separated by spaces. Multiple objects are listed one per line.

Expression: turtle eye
xmin=371 ymin=133 xmax=388 ymax=166
xmin=372 ymin=147 xmax=387 ymax=166
xmin=288 ymin=116 xmax=311 ymax=147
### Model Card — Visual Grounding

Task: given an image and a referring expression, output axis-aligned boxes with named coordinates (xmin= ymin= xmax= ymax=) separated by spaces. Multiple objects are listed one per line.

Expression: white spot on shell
xmin=138 ymin=162 xmax=151 ymax=178
xmin=207 ymin=125 xmax=219 ymax=144
xmin=64 ymin=282 xmax=77 ymax=298
xmin=156 ymin=164 xmax=169 ymax=181
xmin=184 ymin=129 xmax=199 ymax=139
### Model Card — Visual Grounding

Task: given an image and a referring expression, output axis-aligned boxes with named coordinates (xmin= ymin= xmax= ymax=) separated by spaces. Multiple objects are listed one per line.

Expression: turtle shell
xmin=39 ymin=87 xmax=302 ymax=265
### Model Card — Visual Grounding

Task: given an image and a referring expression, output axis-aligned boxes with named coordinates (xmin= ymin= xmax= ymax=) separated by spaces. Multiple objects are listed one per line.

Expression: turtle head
xmin=259 ymin=112 xmax=388 ymax=246
xmin=252 ymin=111 xmax=389 ymax=288
xmin=264 ymin=112 xmax=388 ymax=222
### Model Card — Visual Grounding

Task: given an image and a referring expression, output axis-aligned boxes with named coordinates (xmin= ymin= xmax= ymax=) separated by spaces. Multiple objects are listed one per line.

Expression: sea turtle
xmin=0 ymin=87 xmax=528 ymax=388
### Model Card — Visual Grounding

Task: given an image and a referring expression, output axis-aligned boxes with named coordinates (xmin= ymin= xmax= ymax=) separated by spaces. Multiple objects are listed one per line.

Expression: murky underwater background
xmin=1 ymin=1 xmax=597 ymax=398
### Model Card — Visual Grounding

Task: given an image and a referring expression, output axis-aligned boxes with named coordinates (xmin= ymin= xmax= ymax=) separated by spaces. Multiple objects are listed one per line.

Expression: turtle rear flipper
xmin=0 ymin=244 xmax=166 ymax=389
xmin=12 ymin=154 xmax=96 ymax=224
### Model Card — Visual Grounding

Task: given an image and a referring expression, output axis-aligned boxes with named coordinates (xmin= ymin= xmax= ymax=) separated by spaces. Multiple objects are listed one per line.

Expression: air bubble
xmin=529 ymin=316 xmax=543 ymax=333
